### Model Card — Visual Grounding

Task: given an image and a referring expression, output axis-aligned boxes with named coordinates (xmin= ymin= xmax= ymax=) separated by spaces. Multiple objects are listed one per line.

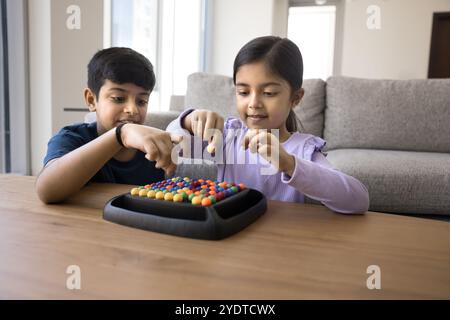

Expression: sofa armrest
xmin=145 ymin=111 xmax=181 ymax=130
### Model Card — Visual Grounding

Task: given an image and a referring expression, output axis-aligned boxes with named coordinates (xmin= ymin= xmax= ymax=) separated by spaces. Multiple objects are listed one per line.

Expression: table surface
xmin=1 ymin=174 xmax=449 ymax=299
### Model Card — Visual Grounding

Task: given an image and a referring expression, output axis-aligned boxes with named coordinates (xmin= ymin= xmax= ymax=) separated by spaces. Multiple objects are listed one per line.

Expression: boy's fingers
xmin=164 ymin=163 xmax=177 ymax=177
xmin=143 ymin=140 xmax=159 ymax=161
xmin=170 ymin=133 xmax=183 ymax=144
xmin=154 ymin=139 xmax=172 ymax=169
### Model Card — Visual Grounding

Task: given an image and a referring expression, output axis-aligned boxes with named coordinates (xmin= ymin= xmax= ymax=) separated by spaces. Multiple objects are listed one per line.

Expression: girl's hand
xmin=121 ymin=123 xmax=183 ymax=176
xmin=183 ymin=110 xmax=224 ymax=153
xmin=243 ymin=129 xmax=295 ymax=176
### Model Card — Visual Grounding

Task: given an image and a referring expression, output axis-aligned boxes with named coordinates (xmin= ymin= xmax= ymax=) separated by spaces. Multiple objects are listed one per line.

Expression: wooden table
xmin=0 ymin=174 xmax=449 ymax=299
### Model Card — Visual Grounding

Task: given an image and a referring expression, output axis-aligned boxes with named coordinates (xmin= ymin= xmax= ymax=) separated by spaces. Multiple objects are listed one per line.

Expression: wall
xmin=210 ymin=0 xmax=288 ymax=76
xmin=340 ymin=0 xmax=450 ymax=79
xmin=29 ymin=0 xmax=103 ymax=175
xmin=29 ymin=0 xmax=52 ymax=175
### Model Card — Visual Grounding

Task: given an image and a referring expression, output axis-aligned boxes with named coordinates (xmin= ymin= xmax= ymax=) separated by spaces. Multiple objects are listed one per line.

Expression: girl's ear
xmin=291 ymin=88 xmax=304 ymax=108
xmin=84 ymin=88 xmax=97 ymax=112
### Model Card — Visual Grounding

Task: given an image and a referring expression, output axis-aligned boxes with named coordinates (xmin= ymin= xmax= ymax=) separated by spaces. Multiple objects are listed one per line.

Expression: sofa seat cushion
xmin=326 ymin=149 xmax=450 ymax=215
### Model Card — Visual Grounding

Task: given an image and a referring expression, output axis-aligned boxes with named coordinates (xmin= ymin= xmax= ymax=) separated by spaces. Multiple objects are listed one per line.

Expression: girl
xmin=167 ymin=36 xmax=369 ymax=214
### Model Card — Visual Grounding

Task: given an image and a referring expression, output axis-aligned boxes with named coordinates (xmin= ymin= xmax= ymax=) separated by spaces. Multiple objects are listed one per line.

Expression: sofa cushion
xmin=326 ymin=149 xmax=450 ymax=215
xmin=295 ymin=78 xmax=325 ymax=137
xmin=145 ymin=111 xmax=181 ymax=130
xmin=184 ymin=72 xmax=325 ymax=136
xmin=185 ymin=73 xmax=239 ymax=118
xmin=324 ymin=77 xmax=450 ymax=152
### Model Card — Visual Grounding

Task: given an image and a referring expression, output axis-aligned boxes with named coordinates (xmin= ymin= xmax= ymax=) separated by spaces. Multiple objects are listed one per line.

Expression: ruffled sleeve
xmin=302 ymin=136 xmax=327 ymax=161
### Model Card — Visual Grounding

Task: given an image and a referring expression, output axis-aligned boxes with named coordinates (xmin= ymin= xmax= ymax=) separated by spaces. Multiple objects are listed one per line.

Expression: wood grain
xmin=0 ymin=175 xmax=449 ymax=299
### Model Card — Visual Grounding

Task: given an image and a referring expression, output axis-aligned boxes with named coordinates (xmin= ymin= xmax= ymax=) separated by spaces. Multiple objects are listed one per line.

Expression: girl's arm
xmin=243 ymin=130 xmax=369 ymax=214
xmin=281 ymin=152 xmax=370 ymax=214
xmin=166 ymin=109 xmax=227 ymax=159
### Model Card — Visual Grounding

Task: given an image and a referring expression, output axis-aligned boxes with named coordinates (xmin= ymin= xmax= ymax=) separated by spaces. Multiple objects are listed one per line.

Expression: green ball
xmin=208 ymin=195 xmax=216 ymax=204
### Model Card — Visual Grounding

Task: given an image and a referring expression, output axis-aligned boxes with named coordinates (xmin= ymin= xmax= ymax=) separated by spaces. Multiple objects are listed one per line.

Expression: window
xmin=288 ymin=5 xmax=336 ymax=80
xmin=111 ymin=0 xmax=204 ymax=111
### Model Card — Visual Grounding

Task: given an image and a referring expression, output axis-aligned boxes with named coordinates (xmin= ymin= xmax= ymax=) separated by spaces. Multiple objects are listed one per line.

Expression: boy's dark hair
xmin=233 ymin=36 xmax=304 ymax=132
xmin=87 ymin=47 xmax=156 ymax=99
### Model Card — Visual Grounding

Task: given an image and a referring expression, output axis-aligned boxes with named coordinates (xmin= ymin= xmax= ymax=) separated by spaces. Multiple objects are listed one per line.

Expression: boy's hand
xmin=121 ymin=124 xmax=182 ymax=176
xmin=243 ymin=129 xmax=295 ymax=176
xmin=183 ymin=110 xmax=224 ymax=153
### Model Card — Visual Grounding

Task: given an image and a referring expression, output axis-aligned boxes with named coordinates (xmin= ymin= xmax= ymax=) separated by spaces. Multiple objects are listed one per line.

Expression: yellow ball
xmin=173 ymin=194 xmax=183 ymax=202
xmin=207 ymin=144 xmax=215 ymax=154
xmin=147 ymin=190 xmax=156 ymax=198
xmin=130 ymin=188 xmax=140 ymax=196
xmin=164 ymin=193 xmax=174 ymax=201
xmin=139 ymin=189 xmax=148 ymax=197
xmin=191 ymin=196 xmax=202 ymax=205
xmin=155 ymin=191 xmax=165 ymax=200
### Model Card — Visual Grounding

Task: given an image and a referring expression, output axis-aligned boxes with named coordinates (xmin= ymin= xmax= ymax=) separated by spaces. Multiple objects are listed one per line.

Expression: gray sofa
xmin=145 ymin=73 xmax=450 ymax=216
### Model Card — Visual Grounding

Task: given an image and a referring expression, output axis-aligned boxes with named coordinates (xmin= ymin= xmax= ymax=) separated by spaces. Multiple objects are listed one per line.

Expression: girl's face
xmin=235 ymin=61 xmax=303 ymax=141
xmin=85 ymin=80 xmax=150 ymax=135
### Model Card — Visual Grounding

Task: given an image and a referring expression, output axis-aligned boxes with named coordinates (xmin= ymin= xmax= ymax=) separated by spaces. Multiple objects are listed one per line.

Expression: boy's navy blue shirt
xmin=43 ymin=122 xmax=165 ymax=185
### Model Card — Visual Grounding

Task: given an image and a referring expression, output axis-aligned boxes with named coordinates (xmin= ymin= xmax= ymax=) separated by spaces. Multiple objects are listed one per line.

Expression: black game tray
xmin=103 ymin=188 xmax=267 ymax=240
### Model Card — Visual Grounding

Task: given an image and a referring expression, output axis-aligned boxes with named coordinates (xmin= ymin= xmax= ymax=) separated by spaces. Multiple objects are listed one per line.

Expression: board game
xmin=103 ymin=177 xmax=267 ymax=240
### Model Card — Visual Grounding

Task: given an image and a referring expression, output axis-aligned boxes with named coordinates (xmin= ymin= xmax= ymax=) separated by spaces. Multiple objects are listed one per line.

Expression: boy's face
xmin=84 ymin=80 xmax=150 ymax=135
xmin=235 ymin=61 xmax=303 ymax=139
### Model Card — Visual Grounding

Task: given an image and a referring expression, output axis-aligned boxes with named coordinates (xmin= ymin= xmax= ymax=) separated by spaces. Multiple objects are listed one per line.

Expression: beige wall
xmin=29 ymin=0 xmax=52 ymax=175
xmin=29 ymin=0 xmax=103 ymax=175
xmin=340 ymin=0 xmax=450 ymax=79
xmin=210 ymin=0 xmax=288 ymax=76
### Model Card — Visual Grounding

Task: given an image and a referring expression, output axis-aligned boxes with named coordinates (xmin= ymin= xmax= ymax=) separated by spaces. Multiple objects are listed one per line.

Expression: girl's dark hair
xmin=233 ymin=36 xmax=304 ymax=132
xmin=87 ymin=47 xmax=156 ymax=99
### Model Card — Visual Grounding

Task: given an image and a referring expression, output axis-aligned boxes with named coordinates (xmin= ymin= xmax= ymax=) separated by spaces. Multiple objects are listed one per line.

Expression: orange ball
xmin=201 ymin=197 xmax=212 ymax=206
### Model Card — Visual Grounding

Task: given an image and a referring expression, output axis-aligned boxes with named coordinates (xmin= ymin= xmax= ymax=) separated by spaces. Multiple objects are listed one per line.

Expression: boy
xmin=36 ymin=47 xmax=180 ymax=203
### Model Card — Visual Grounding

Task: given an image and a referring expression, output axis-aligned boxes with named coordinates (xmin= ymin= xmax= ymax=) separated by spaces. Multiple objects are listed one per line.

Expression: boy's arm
xmin=36 ymin=124 xmax=180 ymax=204
xmin=36 ymin=128 xmax=122 ymax=203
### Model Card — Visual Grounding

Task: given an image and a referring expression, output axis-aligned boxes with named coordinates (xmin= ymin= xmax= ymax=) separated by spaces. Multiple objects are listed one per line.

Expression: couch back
xmin=324 ymin=77 xmax=450 ymax=153
xmin=183 ymin=72 xmax=326 ymax=137
xmin=182 ymin=73 xmax=450 ymax=153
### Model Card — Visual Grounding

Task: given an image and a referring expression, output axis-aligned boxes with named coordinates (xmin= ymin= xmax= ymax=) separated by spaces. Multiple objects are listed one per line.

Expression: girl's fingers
xmin=242 ymin=129 xmax=259 ymax=149
xmin=204 ymin=114 xmax=217 ymax=141
xmin=247 ymin=133 xmax=260 ymax=153
xmin=207 ymin=116 xmax=224 ymax=153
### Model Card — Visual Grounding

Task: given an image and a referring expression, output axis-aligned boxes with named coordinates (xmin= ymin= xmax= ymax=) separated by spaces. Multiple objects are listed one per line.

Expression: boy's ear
xmin=84 ymin=88 xmax=97 ymax=112
xmin=291 ymin=88 xmax=304 ymax=108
